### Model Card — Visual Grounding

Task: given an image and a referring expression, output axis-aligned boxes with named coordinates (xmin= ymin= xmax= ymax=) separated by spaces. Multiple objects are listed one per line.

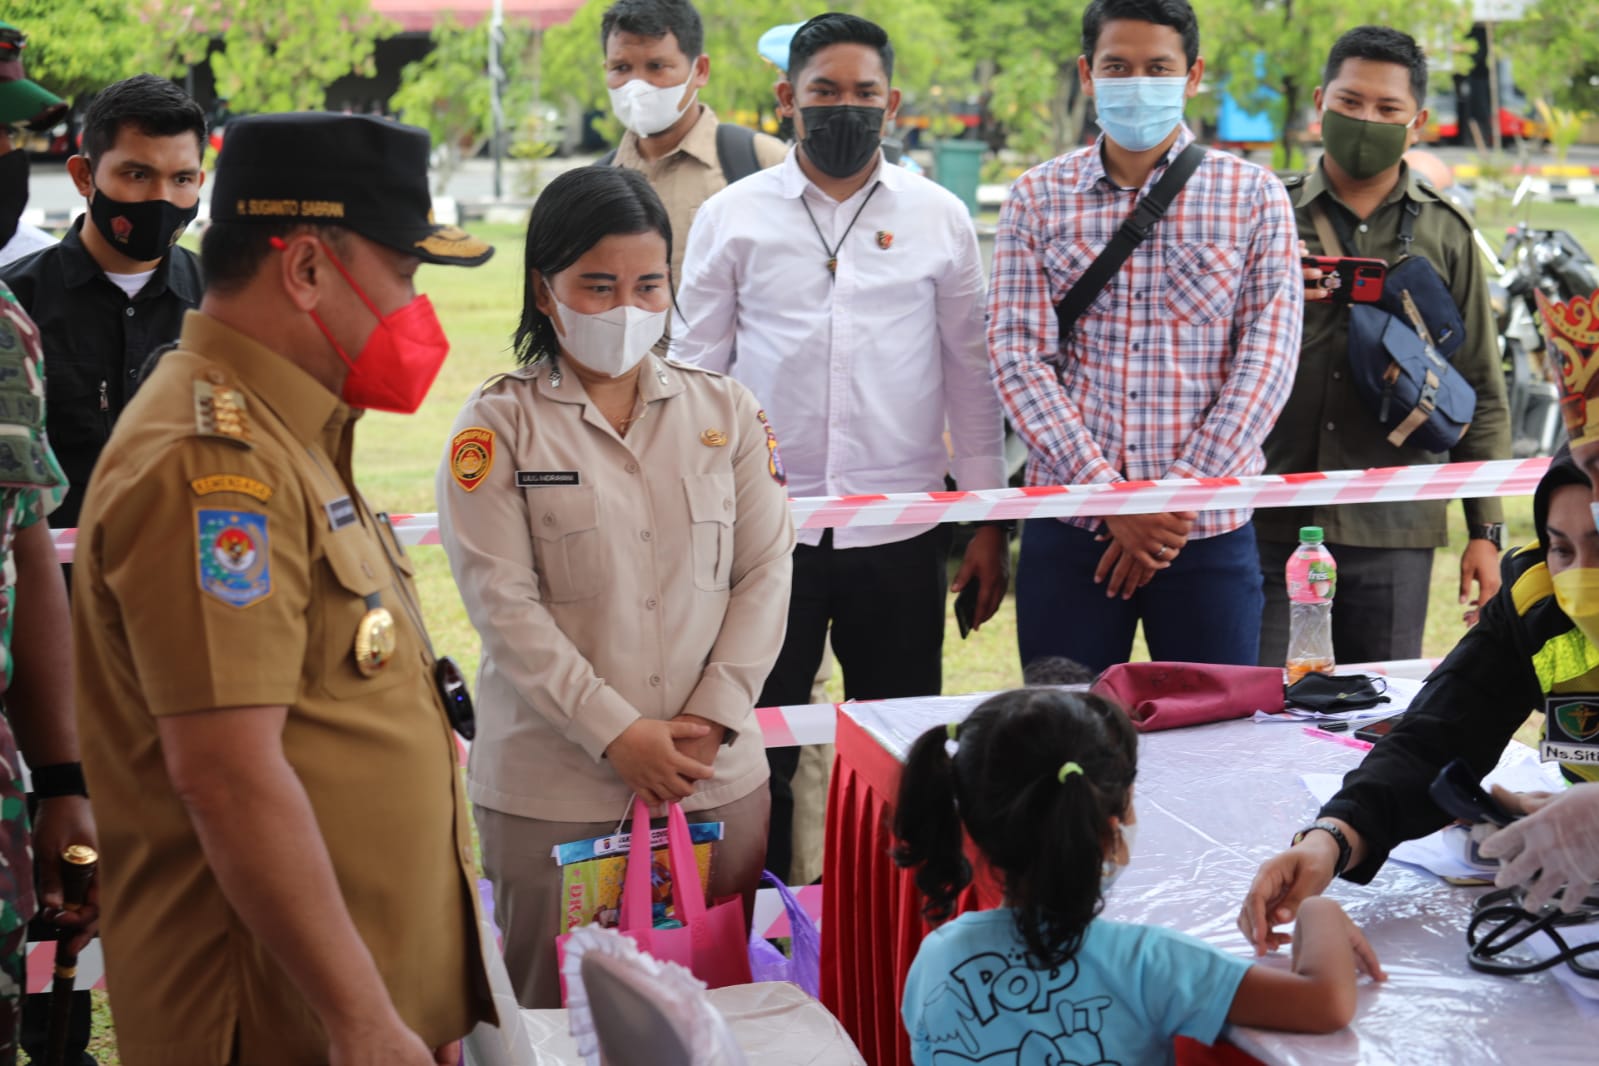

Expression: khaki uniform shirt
xmin=615 ymin=106 xmax=789 ymax=282
xmin=74 ymin=313 xmax=492 ymax=1065
xmin=438 ymin=355 xmax=794 ymax=823
xmin=1260 ymin=161 xmax=1511 ymax=549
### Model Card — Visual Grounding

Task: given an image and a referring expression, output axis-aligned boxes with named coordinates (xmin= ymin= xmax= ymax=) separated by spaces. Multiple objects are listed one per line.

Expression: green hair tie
xmin=946 ymin=722 xmax=960 ymax=742
xmin=1058 ymin=761 xmax=1085 ymax=783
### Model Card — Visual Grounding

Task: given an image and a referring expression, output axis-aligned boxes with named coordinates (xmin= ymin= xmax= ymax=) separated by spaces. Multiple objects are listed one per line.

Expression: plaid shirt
xmin=988 ymin=127 xmax=1302 ymax=537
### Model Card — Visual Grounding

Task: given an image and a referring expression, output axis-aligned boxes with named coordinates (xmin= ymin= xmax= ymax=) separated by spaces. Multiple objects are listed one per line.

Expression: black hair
xmin=512 ymin=166 xmax=672 ymax=366
xmin=1534 ymin=444 xmax=1589 ymax=550
xmin=199 ymin=222 xmax=350 ymax=296
xmin=79 ymin=74 xmax=207 ymax=169
xmin=1322 ymin=26 xmax=1429 ymax=109
xmin=787 ymin=12 xmax=894 ymax=84
xmin=600 ymin=0 xmax=704 ymax=61
xmin=893 ymin=688 xmax=1138 ymax=970
xmin=1080 ymin=0 xmax=1199 ymax=69
xmin=1023 ymin=656 xmax=1098 ymax=686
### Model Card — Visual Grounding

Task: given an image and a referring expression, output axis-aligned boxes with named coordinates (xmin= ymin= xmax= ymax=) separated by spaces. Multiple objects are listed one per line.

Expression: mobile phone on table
xmin=954 ymin=581 xmax=979 ymax=640
xmin=1429 ymin=758 xmax=1520 ymax=828
xmin=1353 ymin=713 xmax=1405 ymax=743
xmin=1301 ymin=255 xmax=1388 ymax=303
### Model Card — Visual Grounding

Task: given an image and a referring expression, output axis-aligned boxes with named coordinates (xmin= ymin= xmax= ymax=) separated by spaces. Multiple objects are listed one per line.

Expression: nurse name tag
xmin=1543 ymin=694 xmax=1599 ymax=766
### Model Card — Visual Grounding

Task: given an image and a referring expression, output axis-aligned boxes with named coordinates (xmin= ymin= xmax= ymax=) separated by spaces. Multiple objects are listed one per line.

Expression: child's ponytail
xmin=892 ymin=722 xmax=972 ymax=923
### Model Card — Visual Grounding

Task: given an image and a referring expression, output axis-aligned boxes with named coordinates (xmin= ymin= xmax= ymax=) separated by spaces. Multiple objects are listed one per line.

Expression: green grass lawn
xmin=71 ymin=204 xmax=1596 ymax=1064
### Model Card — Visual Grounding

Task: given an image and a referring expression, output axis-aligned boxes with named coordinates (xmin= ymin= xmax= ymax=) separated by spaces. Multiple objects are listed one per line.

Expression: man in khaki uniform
xmin=72 ymin=113 xmax=496 ymax=1066
xmin=599 ymin=0 xmax=787 ymax=281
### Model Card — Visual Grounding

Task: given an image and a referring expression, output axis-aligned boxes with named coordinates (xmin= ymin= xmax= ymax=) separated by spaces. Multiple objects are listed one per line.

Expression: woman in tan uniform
xmin=437 ymin=166 xmax=794 ymax=1007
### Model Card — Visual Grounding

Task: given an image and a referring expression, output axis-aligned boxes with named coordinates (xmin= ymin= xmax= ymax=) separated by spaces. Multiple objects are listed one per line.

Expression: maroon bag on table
xmin=1090 ymin=662 xmax=1284 ymax=732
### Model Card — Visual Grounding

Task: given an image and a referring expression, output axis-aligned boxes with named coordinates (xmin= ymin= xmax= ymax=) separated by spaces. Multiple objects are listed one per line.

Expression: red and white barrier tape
xmin=47 ymin=457 xmax=1550 ymax=564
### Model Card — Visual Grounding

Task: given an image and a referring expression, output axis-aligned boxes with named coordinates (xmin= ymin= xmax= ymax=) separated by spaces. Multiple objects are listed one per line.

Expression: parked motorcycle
xmin=1489 ymin=177 xmax=1599 ymax=457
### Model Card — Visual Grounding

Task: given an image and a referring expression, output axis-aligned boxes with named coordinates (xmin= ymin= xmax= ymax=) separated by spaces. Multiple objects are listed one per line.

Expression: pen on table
xmin=1302 ymin=725 xmax=1374 ymax=751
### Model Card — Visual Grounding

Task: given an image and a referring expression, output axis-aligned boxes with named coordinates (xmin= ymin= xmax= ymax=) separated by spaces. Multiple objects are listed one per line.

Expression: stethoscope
xmin=1466 ymin=886 xmax=1599 ymax=979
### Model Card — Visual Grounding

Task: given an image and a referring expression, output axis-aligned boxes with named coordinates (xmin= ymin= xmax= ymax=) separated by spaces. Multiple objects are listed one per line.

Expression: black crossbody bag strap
xmin=1054 ymin=142 xmax=1206 ymax=341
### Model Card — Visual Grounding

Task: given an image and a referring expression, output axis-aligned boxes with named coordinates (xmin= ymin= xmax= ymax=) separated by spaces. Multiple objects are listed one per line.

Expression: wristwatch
xmin=1468 ymin=522 xmax=1506 ymax=549
xmin=1292 ymin=820 xmax=1352 ymax=877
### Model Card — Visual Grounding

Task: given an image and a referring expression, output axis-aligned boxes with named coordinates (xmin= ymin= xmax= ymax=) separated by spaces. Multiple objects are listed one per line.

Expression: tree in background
xmin=540 ymin=0 xmax=966 ymax=145
xmin=1195 ymin=0 xmax=1472 ymax=168
xmin=1504 ymin=4 xmax=1599 ymax=114
xmin=390 ymin=16 xmax=548 ymax=191
xmin=152 ymin=0 xmax=393 ymax=114
xmin=4 ymin=0 xmax=170 ymax=101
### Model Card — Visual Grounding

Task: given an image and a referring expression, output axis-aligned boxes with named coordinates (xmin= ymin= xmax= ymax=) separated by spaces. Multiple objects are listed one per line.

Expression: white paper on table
xmin=1300 ymin=743 xmax=1569 ymax=881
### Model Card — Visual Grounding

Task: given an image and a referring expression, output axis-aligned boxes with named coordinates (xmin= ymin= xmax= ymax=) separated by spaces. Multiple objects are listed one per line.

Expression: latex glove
xmin=1479 ymin=782 xmax=1599 ymax=912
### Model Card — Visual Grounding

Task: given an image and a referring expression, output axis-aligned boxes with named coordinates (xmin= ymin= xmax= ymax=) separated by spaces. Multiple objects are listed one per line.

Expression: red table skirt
xmin=819 ymin=708 xmax=1263 ymax=1066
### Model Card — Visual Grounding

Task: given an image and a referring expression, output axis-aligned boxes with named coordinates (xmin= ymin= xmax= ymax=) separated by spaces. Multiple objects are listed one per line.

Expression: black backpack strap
xmin=599 ymin=148 xmax=619 ymax=167
xmin=1054 ymin=143 xmax=1206 ymax=343
xmin=715 ymin=123 xmax=762 ymax=183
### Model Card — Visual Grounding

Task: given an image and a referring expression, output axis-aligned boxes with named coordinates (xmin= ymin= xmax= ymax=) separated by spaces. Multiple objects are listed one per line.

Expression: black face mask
xmin=87 ymin=185 xmax=198 ymax=263
xmin=799 ymin=105 xmax=885 ymax=179
xmin=0 ymin=150 xmax=29 ymax=249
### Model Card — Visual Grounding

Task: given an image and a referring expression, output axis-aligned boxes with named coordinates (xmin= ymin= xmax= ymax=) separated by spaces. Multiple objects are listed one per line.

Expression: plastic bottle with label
xmin=1285 ymin=526 xmax=1337 ymax=683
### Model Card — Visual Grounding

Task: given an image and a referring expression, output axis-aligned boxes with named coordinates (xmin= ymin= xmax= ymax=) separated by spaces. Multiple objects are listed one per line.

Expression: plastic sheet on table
xmin=835 ymin=701 xmax=1599 ymax=1065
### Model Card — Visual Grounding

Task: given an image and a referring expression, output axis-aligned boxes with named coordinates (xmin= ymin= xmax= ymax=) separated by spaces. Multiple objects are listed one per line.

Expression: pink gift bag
xmin=556 ymin=798 xmax=752 ymax=1004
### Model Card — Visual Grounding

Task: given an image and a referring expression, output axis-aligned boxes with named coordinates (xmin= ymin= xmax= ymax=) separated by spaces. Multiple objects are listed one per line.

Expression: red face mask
xmin=272 ymin=236 xmax=451 ymax=414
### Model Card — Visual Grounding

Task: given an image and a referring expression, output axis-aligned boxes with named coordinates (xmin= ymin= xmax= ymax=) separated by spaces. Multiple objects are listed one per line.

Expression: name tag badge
xmin=324 ymin=496 xmax=359 ymax=531
xmin=1542 ymin=695 xmax=1599 ymax=765
xmin=516 ymin=471 xmax=580 ymax=488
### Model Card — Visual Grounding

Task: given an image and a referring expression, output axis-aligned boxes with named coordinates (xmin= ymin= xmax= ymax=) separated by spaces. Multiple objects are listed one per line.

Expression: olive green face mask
xmin=1321 ymin=108 xmax=1412 ymax=180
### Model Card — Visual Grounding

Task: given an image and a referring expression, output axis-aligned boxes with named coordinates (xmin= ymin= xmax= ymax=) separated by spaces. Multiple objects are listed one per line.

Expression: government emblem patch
xmin=197 ymin=509 xmax=272 ymax=607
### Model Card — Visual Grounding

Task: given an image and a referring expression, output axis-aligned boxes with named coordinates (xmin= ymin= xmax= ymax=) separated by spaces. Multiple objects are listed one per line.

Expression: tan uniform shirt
xmin=74 ymin=313 xmax=492 ymax=1065
xmin=438 ymin=355 xmax=794 ymax=823
xmin=614 ymin=106 xmax=789 ymax=282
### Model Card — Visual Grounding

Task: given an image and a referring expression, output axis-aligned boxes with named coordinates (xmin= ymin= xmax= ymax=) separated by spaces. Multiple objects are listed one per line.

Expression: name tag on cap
xmin=324 ymin=496 xmax=358 ymax=531
xmin=1542 ymin=694 xmax=1599 ymax=765
xmin=516 ymin=471 xmax=580 ymax=487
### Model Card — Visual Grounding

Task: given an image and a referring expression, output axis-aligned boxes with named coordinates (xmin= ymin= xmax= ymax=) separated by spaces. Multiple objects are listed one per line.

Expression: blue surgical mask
xmin=1093 ymin=76 xmax=1188 ymax=152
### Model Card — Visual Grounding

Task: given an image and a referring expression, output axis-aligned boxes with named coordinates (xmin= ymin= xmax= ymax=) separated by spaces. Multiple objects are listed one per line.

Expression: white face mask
xmin=1101 ymin=819 xmax=1138 ymax=891
xmin=552 ymin=296 xmax=667 ymax=378
xmin=608 ymin=75 xmax=695 ymax=137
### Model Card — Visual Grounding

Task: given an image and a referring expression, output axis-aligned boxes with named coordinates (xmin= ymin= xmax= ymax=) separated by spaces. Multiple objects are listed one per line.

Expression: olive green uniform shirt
xmin=1258 ymin=161 xmax=1510 ymax=549
xmin=73 ymin=313 xmax=493 ymax=1065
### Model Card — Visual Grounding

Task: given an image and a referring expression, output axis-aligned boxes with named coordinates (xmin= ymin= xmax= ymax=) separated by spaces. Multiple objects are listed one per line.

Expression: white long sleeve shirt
xmin=674 ymin=150 xmax=1006 ymax=549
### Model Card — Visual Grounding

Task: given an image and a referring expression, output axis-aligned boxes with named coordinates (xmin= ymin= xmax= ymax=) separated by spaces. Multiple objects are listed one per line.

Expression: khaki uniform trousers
xmin=476 ymin=784 xmax=771 ymax=1008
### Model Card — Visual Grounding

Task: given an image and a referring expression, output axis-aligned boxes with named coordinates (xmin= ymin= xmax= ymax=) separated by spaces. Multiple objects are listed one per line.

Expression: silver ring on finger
xmin=1155 ymin=544 xmax=1169 ymax=559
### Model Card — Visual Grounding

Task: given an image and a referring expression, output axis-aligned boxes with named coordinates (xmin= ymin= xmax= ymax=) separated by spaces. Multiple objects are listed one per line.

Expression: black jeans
xmin=757 ymin=527 xmax=951 ymax=880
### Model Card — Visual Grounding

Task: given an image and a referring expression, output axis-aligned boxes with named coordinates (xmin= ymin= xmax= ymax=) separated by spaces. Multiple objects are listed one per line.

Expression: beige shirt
xmin=74 ymin=313 xmax=491 ymax=1064
xmin=438 ymin=355 xmax=795 ymax=822
xmin=615 ymin=106 xmax=789 ymax=282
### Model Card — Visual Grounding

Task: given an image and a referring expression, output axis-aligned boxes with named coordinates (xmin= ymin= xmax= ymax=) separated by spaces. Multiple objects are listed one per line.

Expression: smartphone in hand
xmin=1302 ymin=255 xmax=1388 ymax=304
xmin=954 ymin=581 xmax=979 ymax=640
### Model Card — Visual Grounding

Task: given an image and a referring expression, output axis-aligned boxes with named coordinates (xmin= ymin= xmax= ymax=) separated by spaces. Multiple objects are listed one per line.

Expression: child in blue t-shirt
xmin=894 ymin=688 xmax=1385 ymax=1065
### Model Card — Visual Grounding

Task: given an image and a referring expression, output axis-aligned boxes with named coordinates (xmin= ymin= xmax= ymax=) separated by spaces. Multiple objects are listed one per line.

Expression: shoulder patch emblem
xmin=197 ymin=509 xmax=272 ymax=607
xmin=193 ymin=380 xmax=253 ymax=447
xmin=757 ymin=409 xmax=786 ymax=486
xmin=190 ymin=474 xmax=273 ymax=503
xmin=451 ymin=427 xmax=495 ymax=492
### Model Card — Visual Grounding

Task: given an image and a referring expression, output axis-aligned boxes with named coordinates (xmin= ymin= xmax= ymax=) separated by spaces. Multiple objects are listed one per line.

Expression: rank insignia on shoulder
xmin=451 ymin=427 xmax=495 ymax=491
xmin=756 ymin=409 xmax=786 ymax=486
xmin=196 ymin=509 xmax=272 ymax=608
xmin=193 ymin=380 xmax=253 ymax=447
xmin=190 ymin=474 xmax=273 ymax=503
